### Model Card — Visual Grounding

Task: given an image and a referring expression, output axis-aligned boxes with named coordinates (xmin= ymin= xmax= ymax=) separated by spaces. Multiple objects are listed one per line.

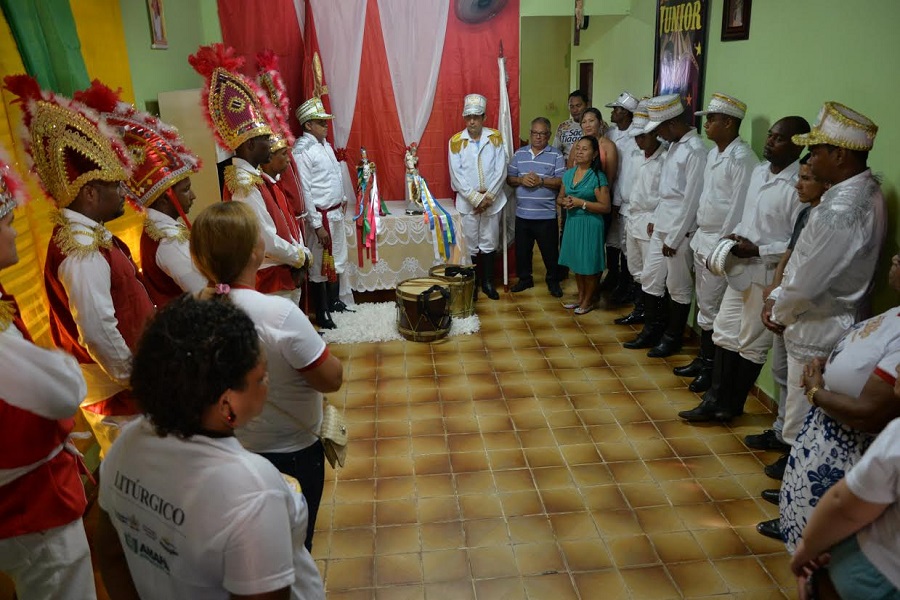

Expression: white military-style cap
xmin=695 ymin=92 xmax=747 ymax=120
xmin=792 ymin=101 xmax=878 ymax=151
xmin=296 ymin=97 xmax=334 ymax=125
xmin=462 ymin=94 xmax=487 ymax=117
xmin=605 ymin=91 xmax=639 ymax=112
xmin=643 ymin=94 xmax=684 ymax=133
xmin=628 ymin=100 xmax=650 ymax=137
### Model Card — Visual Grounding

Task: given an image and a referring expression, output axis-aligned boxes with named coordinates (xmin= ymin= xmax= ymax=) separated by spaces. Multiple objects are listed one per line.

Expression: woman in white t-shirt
xmin=191 ymin=202 xmax=343 ymax=552
xmin=791 ymin=410 xmax=900 ymax=599
xmin=96 ymin=295 xmax=325 ymax=599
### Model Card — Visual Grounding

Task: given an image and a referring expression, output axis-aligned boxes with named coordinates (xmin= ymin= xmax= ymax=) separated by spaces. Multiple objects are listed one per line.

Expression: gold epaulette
xmin=224 ymin=165 xmax=263 ymax=197
xmin=52 ymin=211 xmax=112 ymax=258
xmin=450 ymin=132 xmax=468 ymax=155
xmin=144 ymin=217 xmax=190 ymax=244
xmin=488 ymin=130 xmax=503 ymax=148
xmin=0 ymin=299 xmax=14 ymax=332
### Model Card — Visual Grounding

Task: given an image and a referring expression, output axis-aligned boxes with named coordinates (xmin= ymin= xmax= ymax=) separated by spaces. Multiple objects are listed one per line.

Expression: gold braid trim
xmin=144 ymin=216 xmax=189 ymax=244
xmin=449 ymin=132 xmax=467 ymax=155
xmin=224 ymin=165 xmax=263 ymax=197
xmin=52 ymin=211 xmax=112 ymax=258
xmin=0 ymin=299 xmax=14 ymax=332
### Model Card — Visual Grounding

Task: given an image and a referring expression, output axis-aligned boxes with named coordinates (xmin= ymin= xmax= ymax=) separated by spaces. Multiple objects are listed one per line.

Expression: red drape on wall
xmin=217 ymin=0 xmax=520 ymax=201
xmin=217 ymin=0 xmax=306 ymax=135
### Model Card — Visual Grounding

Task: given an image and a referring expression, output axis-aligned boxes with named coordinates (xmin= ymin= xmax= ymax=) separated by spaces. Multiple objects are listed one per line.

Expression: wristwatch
xmin=806 ymin=385 xmax=820 ymax=406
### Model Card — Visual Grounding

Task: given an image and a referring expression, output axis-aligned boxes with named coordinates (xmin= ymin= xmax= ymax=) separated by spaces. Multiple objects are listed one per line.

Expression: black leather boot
xmin=678 ymin=345 xmax=734 ymax=421
xmin=312 ymin=282 xmax=336 ymax=329
xmin=480 ymin=251 xmax=500 ymax=300
xmin=623 ymin=293 xmax=665 ymax=349
xmin=713 ymin=356 xmax=764 ymax=422
xmin=647 ymin=300 xmax=690 ymax=358
xmin=610 ymin=254 xmax=635 ymax=305
xmin=471 ymin=254 xmax=479 ymax=302
xmin=688 ymin=329 xmax=716 ymax=392
xmin=614 ymin=283 xmax=645 ymax=325
xmin=327 ymin=281 xmax=352 ymax=312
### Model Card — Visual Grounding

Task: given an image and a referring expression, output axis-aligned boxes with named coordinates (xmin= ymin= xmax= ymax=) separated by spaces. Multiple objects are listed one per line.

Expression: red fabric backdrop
xmin=217 ymin=0 xmax=519 ymax=201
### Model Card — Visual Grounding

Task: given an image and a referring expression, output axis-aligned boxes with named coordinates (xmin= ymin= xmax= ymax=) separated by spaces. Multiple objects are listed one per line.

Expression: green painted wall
xmin=119 ymin=0 xmax=222 ymax=110
xmin=519 ymin=17 xmax=572 ymax=140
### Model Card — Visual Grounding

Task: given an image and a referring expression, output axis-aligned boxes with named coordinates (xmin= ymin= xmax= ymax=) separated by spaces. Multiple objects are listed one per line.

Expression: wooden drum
xmin=396 ymin=277 xmax=452 ymax=342
xmin=428 ymin=264 xmax=476 ymax=318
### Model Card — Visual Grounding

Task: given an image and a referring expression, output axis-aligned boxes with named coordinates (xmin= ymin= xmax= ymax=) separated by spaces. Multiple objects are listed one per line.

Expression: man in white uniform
xmin=603 ymin=91 xmax=642 ymax=304
xmin=625 ymin=94 xmax=706 ymax=357
xmin=679 ymin=116 xmax=809 ymax=423
xmin=767 ymin=103 xmax=884 ymax=446
xmin=614 ymin=102 xmax=664 ymax=327
xmin=448 ymin=93 xmax=509 ymax=300
xmin=674 ymin=93 xmax=758 ymax=392
xmin=293 ymin=97 xmax=349 ymax=328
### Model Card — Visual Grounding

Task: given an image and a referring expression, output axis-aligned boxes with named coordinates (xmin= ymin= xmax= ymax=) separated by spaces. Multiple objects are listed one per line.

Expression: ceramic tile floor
xmin=311 ymin=280 xmax=795 ymax=599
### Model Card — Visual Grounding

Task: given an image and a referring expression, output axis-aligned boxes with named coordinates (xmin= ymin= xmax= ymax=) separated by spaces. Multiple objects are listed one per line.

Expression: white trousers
xmin=0 ymin=519 xmax=97 ymax=600
xmin=711 ymin=283 xmax=773 ymax=365
xmin=307 ymin=207 xmax=349 ymax=283
xmin=642 ymin=231 xmax=694 ymax=304
xmin=461 ymin=211 xmax=501 ymax=254
xmin=625 ymin=234 xmax=649 ymax=283
xmin=783 ymin=353 xmax=816 ymax=445
xmin=771 ymin=334 xmax=789 ymax=442
xmin=693 ymin=251 xmax=727 ymax=332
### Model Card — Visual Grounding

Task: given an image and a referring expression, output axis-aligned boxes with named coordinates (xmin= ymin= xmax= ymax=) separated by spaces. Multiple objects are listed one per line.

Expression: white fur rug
xmin=321 ymin=301 xmax=480 ymax=345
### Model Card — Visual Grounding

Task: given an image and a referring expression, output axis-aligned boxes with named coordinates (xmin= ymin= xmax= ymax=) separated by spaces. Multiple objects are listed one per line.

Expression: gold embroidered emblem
xmin=224 ymin=165 xmax=263 ymax=197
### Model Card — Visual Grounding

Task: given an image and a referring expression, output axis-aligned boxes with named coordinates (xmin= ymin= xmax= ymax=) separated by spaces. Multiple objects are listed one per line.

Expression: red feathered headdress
xmin=256 ymin=50 xmax=295 ymax=151
xmin=188 ymin=44 xmax=273 ymax=151
xmin=3 ymin=74 xmax=130 ymax=208
xmin=75 ymin=80 xmax=201 ymax=211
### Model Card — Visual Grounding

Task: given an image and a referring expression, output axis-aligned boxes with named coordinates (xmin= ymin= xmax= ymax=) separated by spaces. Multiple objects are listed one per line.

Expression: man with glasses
xmin=507 ymin=117 xmax=566 ymax=297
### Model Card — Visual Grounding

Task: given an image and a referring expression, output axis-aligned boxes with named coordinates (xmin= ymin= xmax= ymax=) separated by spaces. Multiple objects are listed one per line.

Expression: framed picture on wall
xmin=722 ymin=0 xmax=751 ymax=41
xmin=652 ymin=0 xmax=710 ymax=122
xmin=147 ymin=0 xmax=168 ymax=49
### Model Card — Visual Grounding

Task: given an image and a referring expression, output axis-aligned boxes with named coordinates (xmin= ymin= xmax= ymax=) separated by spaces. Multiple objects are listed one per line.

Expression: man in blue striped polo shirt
xmin=507 ymin=117 xmax=566 ymax=297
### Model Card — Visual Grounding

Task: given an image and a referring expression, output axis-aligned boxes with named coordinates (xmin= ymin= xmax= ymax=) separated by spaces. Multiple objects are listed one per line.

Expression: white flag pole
xmin=497 ymin=44 xmax=514 ymax=292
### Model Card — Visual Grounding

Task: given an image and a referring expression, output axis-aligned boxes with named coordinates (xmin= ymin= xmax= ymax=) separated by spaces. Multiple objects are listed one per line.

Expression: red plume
xmin=256 ymin=49 xmax=279 ymax=72
xmin=73 ymin=79 xmax=123 ymax=115
xmin=188 ymin=43 xmax=245 ymax=78
xmin=3 ymin=74 xmax=43 ymax=126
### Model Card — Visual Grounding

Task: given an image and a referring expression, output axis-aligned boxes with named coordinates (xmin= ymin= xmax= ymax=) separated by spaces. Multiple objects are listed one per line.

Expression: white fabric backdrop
xmin=377 ymin=0 xmax=450 ymax=146
xmin=292 ymin=0 xmax=305 ymax=40
xmin=309 ymin=0 xmax=367 ymax=150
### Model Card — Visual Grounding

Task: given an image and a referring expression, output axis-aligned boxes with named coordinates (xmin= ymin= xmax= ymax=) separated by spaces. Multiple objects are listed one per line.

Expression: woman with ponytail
xmin=190 ymin=202 xmax=343 ymax=552
xmin=557 ymin=136 xmax=612 ymax=314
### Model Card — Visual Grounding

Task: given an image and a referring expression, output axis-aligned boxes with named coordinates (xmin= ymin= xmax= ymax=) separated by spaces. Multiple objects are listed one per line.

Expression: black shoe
xmin=678 ymin=397 xmax=721 ymax=422
xmin=623 ymin=292 xmax=664 ymax=349
xmin=511 ymin=279 xmax=534 ymax=293
xmin=647 ymin=333 xmax=683 ymax=358
xmin=756 ymin=518 xmax=784 ymax=541
xmin=614 ymin=310 xmax=644 ymax=325
xmin=673 ymin=357 xmax=702 ymax=377
xmin=764 ymin=454 xmax=789 ymax=481
xmin=688 ymin=359 xmax=714 ymax=393
xmin=312 ymin=282 xmax=337 ymax=329
xmin=744 ymin=429 xmax=791 ymax=452
xmin=327 ymin=282 xmax=353 ymax=312
xmin=761 ymin=489 xmax=780 ymax=505
xmin=547 ymin=282 xmax=563 ymax=298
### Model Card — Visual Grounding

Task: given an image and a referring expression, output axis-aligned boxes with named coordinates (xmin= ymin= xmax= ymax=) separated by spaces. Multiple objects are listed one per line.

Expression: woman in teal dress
xmin=558 ymin=136 xmax=611 ymax=314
